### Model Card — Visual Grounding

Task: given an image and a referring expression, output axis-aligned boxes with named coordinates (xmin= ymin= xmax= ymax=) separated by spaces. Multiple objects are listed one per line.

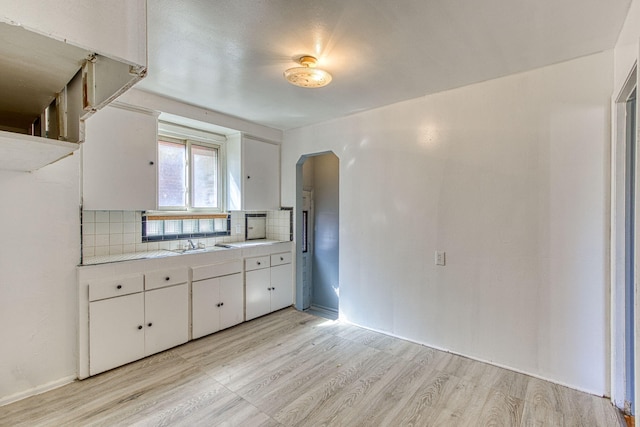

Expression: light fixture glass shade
xmin=284 ymin=55 xmax=332 ymax=88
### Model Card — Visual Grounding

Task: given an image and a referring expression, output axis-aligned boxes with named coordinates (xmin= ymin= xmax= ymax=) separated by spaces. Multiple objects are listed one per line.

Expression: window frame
xmin=156 ymin=129 xmax=226 ymax=213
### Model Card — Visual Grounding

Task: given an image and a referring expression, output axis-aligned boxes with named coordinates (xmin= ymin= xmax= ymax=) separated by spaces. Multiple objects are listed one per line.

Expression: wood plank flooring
xmin=0 ymin=308 xmax=624 ymax=426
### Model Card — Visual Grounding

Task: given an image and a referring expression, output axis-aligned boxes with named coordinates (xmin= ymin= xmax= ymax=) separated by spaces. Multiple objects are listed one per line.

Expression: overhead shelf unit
xmin=0 ymin=22 xmax=146 ymax=172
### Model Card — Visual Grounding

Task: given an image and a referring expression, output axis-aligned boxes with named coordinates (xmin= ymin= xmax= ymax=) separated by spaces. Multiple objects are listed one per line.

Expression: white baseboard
xmin=0 ymin=375 xmax=76 ymax=407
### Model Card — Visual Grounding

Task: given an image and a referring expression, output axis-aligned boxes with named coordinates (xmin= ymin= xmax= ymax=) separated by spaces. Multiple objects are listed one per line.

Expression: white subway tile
xmin=135 ymin=243 xmax=148 ymax=253
xmin=82 ymin=223 xmax=95 ymax=236
xmin=122 ymin=244 xmax=135 ymax=254
xmin=82 ymin=247 xmax=95 ymax=258
xmin=147 ymin=242 xmax=159 ymax=250
xmin=95 ymin=223 xmax=109 ymax=235
xmin=123 ymin=222 xmax=135 ymax=234
xmin=109 ymin=245 xmax=123 ymax=255
xmin=123 ymin=211 xmax=135 ymax=222
xmin=95 ymin=211 xmax=109 ymax=223
xmin=95 ymin=234 xmax=110 ymax=246
xmin=83 ymin=211 xmax=95 ymax=223
xmin=123 ymin=233 xmax=136 ymax=245
xmin=83 ymin=235 xmax=96 ymax=247
xmin=94 ymin=246 xmax=109 ymax=256
xmin=109 ymin=222 xmax=123 ymax=234
xmin=110 ymin=234 xmax=123 ymax=245
xmin=109 ymin=211 xmax=123 ymax=222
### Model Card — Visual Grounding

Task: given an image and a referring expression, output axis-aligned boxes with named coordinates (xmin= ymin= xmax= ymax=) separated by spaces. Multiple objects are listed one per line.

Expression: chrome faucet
xmin=187 ymin=239 xmax=196 ymax=250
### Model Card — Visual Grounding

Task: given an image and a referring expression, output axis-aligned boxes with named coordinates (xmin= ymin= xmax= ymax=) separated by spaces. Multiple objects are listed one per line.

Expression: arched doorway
xmin=295 ymin=152 xmax=339 ymax=319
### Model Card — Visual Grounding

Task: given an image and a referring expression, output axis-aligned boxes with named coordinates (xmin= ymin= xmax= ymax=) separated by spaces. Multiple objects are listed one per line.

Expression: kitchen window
xmin=157 ymin=127 xmax=225 ymax=212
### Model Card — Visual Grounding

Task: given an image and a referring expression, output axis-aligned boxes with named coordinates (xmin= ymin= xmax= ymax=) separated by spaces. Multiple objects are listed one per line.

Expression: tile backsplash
xmin=81 ymin=210 xmax=292 ymax=260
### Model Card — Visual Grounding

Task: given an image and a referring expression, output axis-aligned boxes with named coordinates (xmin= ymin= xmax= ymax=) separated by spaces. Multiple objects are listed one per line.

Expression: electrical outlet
xmin=435 ymin=250 xmax=446 ymax=266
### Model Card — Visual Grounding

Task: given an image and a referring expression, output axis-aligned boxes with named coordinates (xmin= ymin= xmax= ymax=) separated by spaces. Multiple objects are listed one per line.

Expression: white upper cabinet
xmin=82 ymin=104 xmax=158 ymax=211
xmin=228 ymin=135 xmax=280 ymax=211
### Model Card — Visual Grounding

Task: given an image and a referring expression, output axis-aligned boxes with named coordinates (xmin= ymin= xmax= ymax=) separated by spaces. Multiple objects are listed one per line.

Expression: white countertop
xmin=81 ymin=239 xmax=288 ymax=266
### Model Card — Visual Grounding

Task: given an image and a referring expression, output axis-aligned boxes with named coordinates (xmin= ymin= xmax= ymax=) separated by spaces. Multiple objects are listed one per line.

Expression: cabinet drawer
xmin=245 ymin=255 xmax=270 ymax=271
xmin=88 ymin=274 xmax=143 ymax=302
xmin=270 ymin=252 xmax=292 ymax=266
xmin=192 ymin=260 xmax=242 ymax=282
xmin=145 ymin=267 xmax=188 ymax=290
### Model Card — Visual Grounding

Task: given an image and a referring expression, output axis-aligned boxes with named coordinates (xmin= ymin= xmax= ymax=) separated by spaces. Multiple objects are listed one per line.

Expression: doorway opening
xmin=612 ymin=64 xmax=637 ymax=416
xmin=295 ymin=152 xmax=339 ymax=320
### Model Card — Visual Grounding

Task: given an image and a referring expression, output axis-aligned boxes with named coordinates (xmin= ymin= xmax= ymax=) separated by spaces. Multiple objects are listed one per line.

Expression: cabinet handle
xmin=138 ymin=325 xmax=143 ymax=330
xmin=220 ymin=302 xmax=224 ymax=306
xmin=268 ymin=287 xmax=272 ymax=291
xmin=116 ymin=284 xmax=122 ymax=289
xmin=216 ymin=303 xmax=221 ymax=307
xmin=247 ymin=175 xmax=251 ymax=179
xmin=257 ymin=261 xmax=261 ymax=266
xmin=272 ymin=287 xmax=275 ymax=290
xmin=165 ymin=276 xmax=170 ymax=281
xmin=149 ymin=161 xmax=155 ymax=165
xmin=148 ymin=322 xmax=153 ymax=327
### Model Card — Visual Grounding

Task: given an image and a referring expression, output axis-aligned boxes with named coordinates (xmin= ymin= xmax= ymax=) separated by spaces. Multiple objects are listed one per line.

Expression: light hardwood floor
xmin=0 ymin=308 xmax=624 ymax=426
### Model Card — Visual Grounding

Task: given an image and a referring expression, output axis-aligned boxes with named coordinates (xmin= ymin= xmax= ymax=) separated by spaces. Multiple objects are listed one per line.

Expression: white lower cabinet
xmin=270 ymin=263 xmax=293 ymax=312
xmin=87 ymin=271 xmax=188 ymax=376
xmin=89 ymin=292 xmax=145 ymax=376
xmin=144 ymin=284 xmax=189 ymax=356
xmin=245 ymin=252 xmax=293 ymax=321
xmin=192 ymin=273 xmax=243 ymax=339
xmin=245 ymin=267 xmax=272 ymax=321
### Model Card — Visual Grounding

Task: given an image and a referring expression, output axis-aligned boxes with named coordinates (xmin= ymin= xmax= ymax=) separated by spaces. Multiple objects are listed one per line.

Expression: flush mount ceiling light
xmin=284 ymin=55 xmax=332 ymax=88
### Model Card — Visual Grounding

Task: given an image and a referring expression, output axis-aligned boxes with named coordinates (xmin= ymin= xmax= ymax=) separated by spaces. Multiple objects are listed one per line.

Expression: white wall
xmin=282 ymin=51 xmax=613 ymax=395
xmin=0 ymin=154 xmax=80 ymax=404
xmin=614 ymin=0 xmax=640 ymax=95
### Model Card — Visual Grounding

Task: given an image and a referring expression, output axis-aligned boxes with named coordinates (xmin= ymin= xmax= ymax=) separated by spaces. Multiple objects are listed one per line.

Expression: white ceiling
xmin=138 ymin=0 xmax=631 ymax=131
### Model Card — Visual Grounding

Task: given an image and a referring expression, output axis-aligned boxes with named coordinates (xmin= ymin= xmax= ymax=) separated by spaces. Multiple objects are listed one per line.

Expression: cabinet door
xmin=245 ymin=268 xmax=271 ymax=321
xmin=144 ymin=283 xmax=189 ymax=356
xmin=192 ymin=278 xmax=221 ymax=339
xmin=270 ymin=263 xmax=293 ymax=312
xmin=243 ymin=137 xmax=279 ymax=210
xmin=219 ymin=273 xmax=244 ymax=329
xmin=83 ymin=105 xmax=158 ymax=210
xmin=89 ymin=293 xmax=145 ymax=376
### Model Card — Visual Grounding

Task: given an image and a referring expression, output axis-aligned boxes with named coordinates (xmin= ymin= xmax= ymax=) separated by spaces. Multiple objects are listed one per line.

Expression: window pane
xmin=158 ymin=140 xmax=186 ymax=207
xmin=199 ymin=219 xmax=213 ymax=232
xmin=164 ymin=220 xmax=182 ymax=235
xmin=182 ymin=219 xmax=197 ymax=233
xmin=146 ymin=220 xmax=163 ymax=236
xmin=213 ymin=218 xmax=226 ymax=231
xmin=191 ymin=145 xmax=218 ymax=208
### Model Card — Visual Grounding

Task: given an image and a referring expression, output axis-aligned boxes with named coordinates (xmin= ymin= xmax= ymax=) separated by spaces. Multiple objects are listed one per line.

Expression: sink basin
xmin=165 ymin=248 xmax=208 ymax=254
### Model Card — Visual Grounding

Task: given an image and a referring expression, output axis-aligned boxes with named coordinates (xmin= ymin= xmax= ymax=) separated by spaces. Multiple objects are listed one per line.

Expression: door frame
xmin=294 ymin=151 xmax=338 ymax=312
xmin=612 ymin=63 xmax=638 ymax=414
